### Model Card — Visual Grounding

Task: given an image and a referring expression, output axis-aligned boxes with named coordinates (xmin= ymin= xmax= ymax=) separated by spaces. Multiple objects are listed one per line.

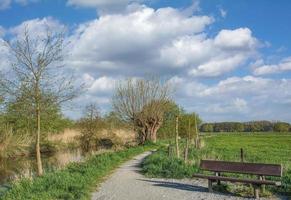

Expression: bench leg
xmin=215 ymin=172 xmax=221 ymax=185
xmin=208 ymin=179 xmax=213 ymax=192
xmin=253 ymin=185 xmax=260 ymax=199
xmin=260 ymin=176 xmax=265 ymax=194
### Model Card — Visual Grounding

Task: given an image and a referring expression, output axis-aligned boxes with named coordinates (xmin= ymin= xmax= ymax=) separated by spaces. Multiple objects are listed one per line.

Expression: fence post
xmin=240 ymin=148 xmax=244 ymax=162
xmin=175 ymin=115 xmax=180 ymax=158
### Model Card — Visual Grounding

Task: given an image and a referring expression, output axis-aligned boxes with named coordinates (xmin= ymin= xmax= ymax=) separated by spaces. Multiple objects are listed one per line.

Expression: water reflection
xmin=0 ymin=148 xmax=96 ymax=185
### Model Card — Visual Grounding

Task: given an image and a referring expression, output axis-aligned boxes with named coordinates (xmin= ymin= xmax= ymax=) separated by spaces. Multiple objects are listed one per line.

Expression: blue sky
xmin=0 ymin=0 xmax=291 ymax=122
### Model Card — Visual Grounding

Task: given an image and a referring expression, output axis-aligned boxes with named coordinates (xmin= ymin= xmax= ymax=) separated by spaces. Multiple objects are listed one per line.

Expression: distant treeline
xmin=200 ymin=121 xmax=291 ymax=132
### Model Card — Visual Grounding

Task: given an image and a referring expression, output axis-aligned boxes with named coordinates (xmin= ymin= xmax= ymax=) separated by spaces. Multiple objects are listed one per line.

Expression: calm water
xmin=0 ymin=148 xmax=101 ymax=186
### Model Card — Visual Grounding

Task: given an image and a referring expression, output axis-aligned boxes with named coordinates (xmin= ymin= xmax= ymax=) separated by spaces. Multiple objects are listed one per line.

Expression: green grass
xmin=143 ymin=133 xmax=291 ymax=196
xmin=142 ymin=148 xmax=198 ymax=178
xmin=0 ymin=144 xmax=156 ymax=200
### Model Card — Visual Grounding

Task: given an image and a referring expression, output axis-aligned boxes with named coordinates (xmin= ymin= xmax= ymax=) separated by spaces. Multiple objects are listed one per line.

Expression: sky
xmin=0 ymin=0 xmax=291 ymax=122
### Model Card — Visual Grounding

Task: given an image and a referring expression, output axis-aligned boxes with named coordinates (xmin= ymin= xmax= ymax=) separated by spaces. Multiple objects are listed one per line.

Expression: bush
xmin=142 ymin=149 xmax=198 ymax=179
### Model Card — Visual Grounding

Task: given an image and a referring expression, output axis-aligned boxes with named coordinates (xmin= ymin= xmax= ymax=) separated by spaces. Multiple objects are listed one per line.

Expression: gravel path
xmin=91 ymin=151 xmax=284 ymax=200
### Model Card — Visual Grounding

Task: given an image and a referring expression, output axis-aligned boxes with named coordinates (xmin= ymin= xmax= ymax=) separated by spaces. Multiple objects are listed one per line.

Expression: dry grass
xmin=0 ymin=125 xmax=30 ymax=158
xmin=48 ymin=128 xmax=81 ymax=144
xmin=48 ymin=128 xmax=137 ymax=146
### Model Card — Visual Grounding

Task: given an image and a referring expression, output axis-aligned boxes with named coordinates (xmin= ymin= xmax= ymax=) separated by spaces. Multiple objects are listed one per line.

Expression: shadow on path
xmin=137 ymin=179 xmax=208 ymax=193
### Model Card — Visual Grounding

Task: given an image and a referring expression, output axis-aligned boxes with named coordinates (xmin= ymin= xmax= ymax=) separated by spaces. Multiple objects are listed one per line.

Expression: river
xmin=0 ymin=148 xmax=104 ymax=186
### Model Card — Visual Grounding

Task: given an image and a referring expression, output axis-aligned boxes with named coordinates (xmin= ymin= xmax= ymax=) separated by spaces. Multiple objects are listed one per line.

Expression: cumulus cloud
xmin=66 ymin=6 xmax=259 ymax=78
xmin=9 ymin=17 xmax=65 ymax=38
xmin=169 ymin=75 xmax=291 ymax=121
xmin=214 ymin=28 xmax=257 ymax=50
xmin=66 ymin=6 xmax=215 ymax=76
xmin=253 ymin=57 xmax=291 ymax=75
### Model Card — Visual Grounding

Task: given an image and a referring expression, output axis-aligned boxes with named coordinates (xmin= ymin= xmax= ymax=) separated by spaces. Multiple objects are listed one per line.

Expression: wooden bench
xmin=193 ymin=160 xmax=282 ymax=199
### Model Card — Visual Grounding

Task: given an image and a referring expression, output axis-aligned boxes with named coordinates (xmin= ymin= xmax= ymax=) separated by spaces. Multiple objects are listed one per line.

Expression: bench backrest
xmin=200 ymin=160 xmax=282 ymax=177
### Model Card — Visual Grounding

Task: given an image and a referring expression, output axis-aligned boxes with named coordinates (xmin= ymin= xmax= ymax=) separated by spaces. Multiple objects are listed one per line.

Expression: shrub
xmin=142 ymin=149 xmax=198 ymax=179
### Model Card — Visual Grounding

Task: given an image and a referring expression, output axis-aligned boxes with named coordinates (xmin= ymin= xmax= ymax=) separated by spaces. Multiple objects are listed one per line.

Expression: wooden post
xmin=175 ymin=115 xmax=180 ymax=158
xmin=240 ymin=148 xmax=244 ymax=162
xmin=184 ymin=119 xmax=190 ymax=163
xmin=208 ymin=179 xmax=213 ymax=192
xmin=259 ymin=175 xmax=266 ymax=194
xmin=253 ymin=184 xmax=260 ymax=199
xmin=215 ymin=172 xmax=221 ymax=185
xmin=184 ymin=147 xmax=188 ymax=162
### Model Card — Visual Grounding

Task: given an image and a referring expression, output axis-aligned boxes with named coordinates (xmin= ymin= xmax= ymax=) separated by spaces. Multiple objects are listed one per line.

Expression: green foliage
xmin=179 ymin=113 xmax=202 ymax=138
xmin=103 ymin=111 xmax=131 ymax=130
xmin=200 ymin=123 xmax=213 ymax=132
xmin=158 ymin=102 xmax=202 ymax=139
xmin=157 ymin=101 xmax=180 ymax=139
xmin=142 ymin=148 xmax=198 ymax=178
xmin=3 ymin=94 xmax=73 ymax=135
xmin=201 ymin=121 xmax=291 ymax=133
xmin=1 ymin=145 xmax=156 ymax=200
xmin=273 ymin=122 xmax=290 ymax=132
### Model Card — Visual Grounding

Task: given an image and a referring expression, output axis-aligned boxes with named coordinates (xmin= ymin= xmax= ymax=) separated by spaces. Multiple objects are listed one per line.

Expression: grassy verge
xmin=142 ymin=148 xmax=198 ymax=178
xmin=142 ymin=133 xmax=291 ymax=197
xmin=1 ymin=144 xmax=156 ymax=200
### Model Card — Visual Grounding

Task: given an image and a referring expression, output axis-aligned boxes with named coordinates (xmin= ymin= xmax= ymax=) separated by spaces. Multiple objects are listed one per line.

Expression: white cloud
xmin=66 ymin=6 xmax=259 ymax=78
xmin=67 ymin=0 xmax=145 ymax=14
xmin=0 ymin=0 xmax=10 ymax=10
xmin=170 ymin=75 xmax=291 ymax=121
xmin=0 ymin=38 xmax=10 ymax=70
xmin=0 ymin=0 xmax=38 ymax=10
xmin=9 ymin=17 xmax=65 ymax=38
xmin=214 ymin=28 xmax=257 ymax=50
xmin=219 ymin=8 xmax=227 ymax=18
xmin=0 ymin=26 xmax=5 ymax=37
xmin=66 ymin=6 xmax=215 ymax=76
xmin=253 ymin=57 xmax=291 ymax=75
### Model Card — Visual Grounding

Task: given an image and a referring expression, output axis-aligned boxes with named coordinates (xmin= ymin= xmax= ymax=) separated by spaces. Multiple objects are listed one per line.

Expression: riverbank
xmin=0 ymin=144 xmax=156 ymax=200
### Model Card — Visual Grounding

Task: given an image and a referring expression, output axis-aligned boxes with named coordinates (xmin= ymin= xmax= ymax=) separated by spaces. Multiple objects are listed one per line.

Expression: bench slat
xmin=200 ymin=160 xmax=282 ymax=177
xmin=193 ymin=174 xmax=281 ymax=186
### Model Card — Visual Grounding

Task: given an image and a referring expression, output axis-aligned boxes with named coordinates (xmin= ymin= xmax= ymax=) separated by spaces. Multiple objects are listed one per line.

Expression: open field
xmin=143 ymin=133 xmax=291 ymax=197
xmin=195 ymin=133 xmax=291 ymax=169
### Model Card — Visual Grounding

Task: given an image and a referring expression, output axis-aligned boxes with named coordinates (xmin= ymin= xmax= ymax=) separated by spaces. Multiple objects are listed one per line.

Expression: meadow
xmin=143 ymin=132 xmax=291 ymax=196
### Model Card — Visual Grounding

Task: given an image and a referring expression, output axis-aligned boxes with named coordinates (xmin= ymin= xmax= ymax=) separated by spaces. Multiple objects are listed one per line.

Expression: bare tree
xmin=78 ymin=103 xmax=102 ymax=152
xmin=1 ymin=27 xmax=81 ymax=176
xmin=112 ymin=78 xmax=172 ymax=144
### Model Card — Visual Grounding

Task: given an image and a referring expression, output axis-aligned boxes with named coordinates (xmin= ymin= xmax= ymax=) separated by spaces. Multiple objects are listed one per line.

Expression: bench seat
xmin=193 ymin=173 xmax=281 ymax=186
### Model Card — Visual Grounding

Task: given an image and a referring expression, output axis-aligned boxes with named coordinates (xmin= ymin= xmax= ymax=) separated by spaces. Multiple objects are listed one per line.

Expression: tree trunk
xmin=175 ymin=115 xmax=180 ymax=158
xmin=149 ymin=121 xmax=160 ymax=143
xmin=194 ymin=115 xmax=199 ymax=149
xmin=36 ymin=101 xmax=43 ymax=176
